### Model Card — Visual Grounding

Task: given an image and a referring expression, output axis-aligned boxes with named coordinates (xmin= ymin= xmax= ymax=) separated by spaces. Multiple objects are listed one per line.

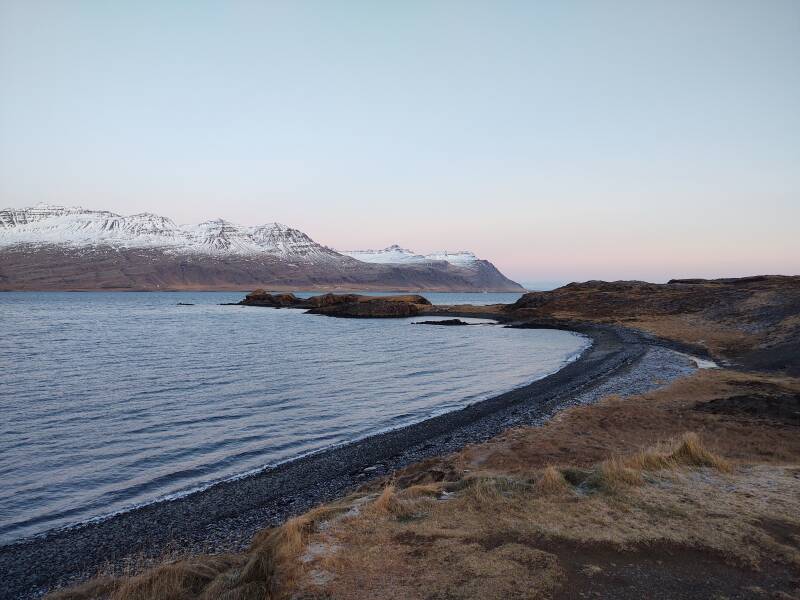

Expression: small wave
xmin=0 ymin=293 xmax=590 ymax=545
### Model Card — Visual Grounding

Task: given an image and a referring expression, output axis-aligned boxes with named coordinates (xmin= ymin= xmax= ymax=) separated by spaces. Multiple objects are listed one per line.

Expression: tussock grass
xmin=670 ymin=432 xmax=732 ymax=472
xmin=457 ymin=476 xmax=532 ymax=505
xmin=48 ymin=513 xmax=324 ymax=600
xmin=370 ymin=485 xmax=397 ymax=513
xmin=533 ymin=466 xmax=572 ymax=496
xmin=49 ymin=555 xmax=246 ymax=600
xmin=590 ymin=432 xmax=730 ymax=492
xmin=368 ymin=484 xmax=435 ymax=519
xmin=593 ymin=457 xmax=644 ymax=490
xmin=400 ymin=483 xmax=445 ymax=499
xmin=626 ymin=432 xmax=731 ymax=475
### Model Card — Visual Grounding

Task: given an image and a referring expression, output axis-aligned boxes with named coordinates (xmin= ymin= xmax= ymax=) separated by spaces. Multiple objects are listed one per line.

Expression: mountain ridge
xmin=0 ymin=205 xmax=524 ymax=292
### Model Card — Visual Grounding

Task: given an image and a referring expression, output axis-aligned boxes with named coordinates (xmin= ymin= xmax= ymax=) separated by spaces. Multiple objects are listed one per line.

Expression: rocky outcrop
xmin=239 ymin=290 xmax=303 ymax=307
xmin=304 ymin=294 xmax=431 ymax=318
xmin=302 ymin=293 xmax=365 ymax=308
xmin=413 ymin=319 xmax=472 ymax=326
xmin=237 ymin=291 xmax=434 ymax=317
xmin=508 ymin=277 xmax=800 ymax=321
xmin=507 ymin=276 xmax=800 ymax=374
xmin=308 ymin=299 xmax=425 ymax=318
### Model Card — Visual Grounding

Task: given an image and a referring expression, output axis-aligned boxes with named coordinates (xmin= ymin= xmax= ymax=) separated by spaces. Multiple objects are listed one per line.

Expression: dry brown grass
xmin=587 ymin=433 xmax=731 ymax=492
xmin=369 ymin=484 xmax=397 ymax=514
xmin=47 ymin=506 xmax=347 ymax=600
xmin=534 ymin=466 xmax=571 ymax=496
xmin=628 ymin=315 xmax=755 ymax=357
xmin=463 ymin=369 xmax=800 ymax=476
xmin=290 ymin=370 xmax=800 ymax=599
xmin=48 ymin=555 xmax=246 ymax=600
xmin=295 ymin=460 xmax=800 ymax=599
xmin=668 ymin=431 xmax=732 ymax=471
xmin=51 ymin=369 xmax=800 ymax=600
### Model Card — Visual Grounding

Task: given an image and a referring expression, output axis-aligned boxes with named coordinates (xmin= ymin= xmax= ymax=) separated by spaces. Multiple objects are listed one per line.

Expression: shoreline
xmin=0 ymin=326 xmax=586 ymax=550
xmin=1 ymin=322 xmax=649 ymax=599
xmin=0 ymin=287 xmax=528 ymax=294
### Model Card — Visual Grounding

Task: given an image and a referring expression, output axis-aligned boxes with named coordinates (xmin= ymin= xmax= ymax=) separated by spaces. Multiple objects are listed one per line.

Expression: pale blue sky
xmin=1 ymin=1 xmax=798 ymax=283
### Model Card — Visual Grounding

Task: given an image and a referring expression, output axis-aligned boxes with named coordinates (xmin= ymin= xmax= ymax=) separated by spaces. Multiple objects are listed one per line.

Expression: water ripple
xmin=0 ymin=291 xmax=587 ymax=543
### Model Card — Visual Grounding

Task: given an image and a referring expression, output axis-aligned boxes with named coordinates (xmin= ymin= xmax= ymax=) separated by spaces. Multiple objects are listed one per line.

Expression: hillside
xmin=506 ymin=276 xmax=800 ymax=374
xmin=0 ymin=206 xmax=524 ymax=292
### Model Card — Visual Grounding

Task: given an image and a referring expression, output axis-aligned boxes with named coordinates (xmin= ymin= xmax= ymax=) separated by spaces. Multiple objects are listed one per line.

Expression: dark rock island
xmin=239 ymin=290 xmax=432 ymax=317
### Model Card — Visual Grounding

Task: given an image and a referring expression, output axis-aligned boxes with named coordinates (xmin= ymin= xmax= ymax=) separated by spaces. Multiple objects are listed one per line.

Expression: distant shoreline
xmin=0 ymin=288 xmax=529 ymax=293
xmin=0 ymin=317 xmax=647 ymax=600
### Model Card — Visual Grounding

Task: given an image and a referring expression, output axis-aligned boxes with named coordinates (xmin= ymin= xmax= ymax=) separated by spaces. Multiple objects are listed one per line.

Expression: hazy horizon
xmin=2 ymin=1 xmax=798 ymax=283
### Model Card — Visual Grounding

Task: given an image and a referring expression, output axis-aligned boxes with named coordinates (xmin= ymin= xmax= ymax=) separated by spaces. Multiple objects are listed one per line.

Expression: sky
xmin=1 ymin=1 xmax=798 ymax=285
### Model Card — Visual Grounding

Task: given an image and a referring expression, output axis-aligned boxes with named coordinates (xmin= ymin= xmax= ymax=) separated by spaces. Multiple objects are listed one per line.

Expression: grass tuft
xmin=670 ymin=432 xmax=732 ymax=472
xmin=371 ymin=485 xmax=397 ymax=514
xmin=457 ymin=476 xmax=532 ymax=505
xmin=534 ymin=466 xmax=572 ymax=496
xmin=593 ymin=457 xmax=644 ymax=491
xmin=590 ymin=432 xmax=731 ymax=492
xmin=368 ymin=485 xmax=432 ymax=520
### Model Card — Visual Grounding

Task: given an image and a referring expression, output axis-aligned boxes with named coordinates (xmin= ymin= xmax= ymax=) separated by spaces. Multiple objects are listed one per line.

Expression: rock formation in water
xmin=239 ymin=291 xmax=433 ymax=318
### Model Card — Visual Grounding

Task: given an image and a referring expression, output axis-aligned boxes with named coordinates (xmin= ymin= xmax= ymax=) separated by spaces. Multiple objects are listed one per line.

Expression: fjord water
xmin=0 ymin=292 xmax=588 ymax=544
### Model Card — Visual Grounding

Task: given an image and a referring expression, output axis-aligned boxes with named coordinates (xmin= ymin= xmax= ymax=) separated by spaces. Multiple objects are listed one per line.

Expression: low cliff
xmin=507 ymin=276 xmax=800 ymax=373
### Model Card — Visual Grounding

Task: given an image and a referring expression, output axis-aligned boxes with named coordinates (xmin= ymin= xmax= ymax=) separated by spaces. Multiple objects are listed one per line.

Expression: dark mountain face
xmin=0 ymin=245 xmax=524 ymax=292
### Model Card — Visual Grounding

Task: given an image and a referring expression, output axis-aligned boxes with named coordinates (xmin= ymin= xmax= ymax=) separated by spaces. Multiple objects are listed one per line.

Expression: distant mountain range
xmin=0 ymin=205 xmax=524 ymax=292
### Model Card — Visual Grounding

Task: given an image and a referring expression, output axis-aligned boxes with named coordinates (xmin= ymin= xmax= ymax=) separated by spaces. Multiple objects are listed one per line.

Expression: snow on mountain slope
xmin=0 ymin=206 xmax=526 ymax=291
xmin=1 ymin=207 xmax=491 ymax=269
xmin=341 ymin=244 xmax=480 ymax=268
xmin=0 ymin=205 xmax=341 ymax=262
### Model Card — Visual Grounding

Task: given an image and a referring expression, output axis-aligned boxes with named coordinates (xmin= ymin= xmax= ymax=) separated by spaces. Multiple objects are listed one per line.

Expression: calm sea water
xmin=0 ymin=291 xmax=588 ymax=544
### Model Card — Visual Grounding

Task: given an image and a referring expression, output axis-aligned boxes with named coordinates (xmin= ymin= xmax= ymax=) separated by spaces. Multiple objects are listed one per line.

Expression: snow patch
xmin=0 ymin=204 xmax=342 ymax=261
xmin=342 ymin=244 xmax=480 ymax=268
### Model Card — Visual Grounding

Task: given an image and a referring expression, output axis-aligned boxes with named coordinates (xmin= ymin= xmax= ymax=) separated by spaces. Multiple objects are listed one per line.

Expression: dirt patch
xmin=696 ymin=393 xmax=800 ymax=425
xmin=543 ymin=538 xmax=800 ymax=600
xmin=757 ymin=518 xmax=800 ymax=550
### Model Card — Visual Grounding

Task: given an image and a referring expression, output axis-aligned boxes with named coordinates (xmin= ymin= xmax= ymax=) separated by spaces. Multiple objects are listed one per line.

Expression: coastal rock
xmin=413 ymin=319 xmax=472 ymax=326
xmin=307 ymin=299 xmax=424 ymax=318
xmin=303 ymin=293 xmax=364 ymax=307
xmin=239 ymin=290 xmax=302 ymax=307
xmin=304 ymin=293 xmax=432 ymax=307
xmin=506 ymin=276 xmax=800 ymax=374
xmin=302 ymin=294 xmax=431 ymax=318
xmin=236 ymin=291 xmax=434 ymax=317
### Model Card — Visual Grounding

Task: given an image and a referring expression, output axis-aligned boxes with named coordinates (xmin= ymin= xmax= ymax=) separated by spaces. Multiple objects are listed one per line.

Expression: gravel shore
xmin=0 ymin=323 xmax=697 ymax=600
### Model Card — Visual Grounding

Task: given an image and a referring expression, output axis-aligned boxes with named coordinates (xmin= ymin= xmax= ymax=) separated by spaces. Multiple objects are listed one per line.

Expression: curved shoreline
xmin=0 ymin=322 xmax=646 ymax=600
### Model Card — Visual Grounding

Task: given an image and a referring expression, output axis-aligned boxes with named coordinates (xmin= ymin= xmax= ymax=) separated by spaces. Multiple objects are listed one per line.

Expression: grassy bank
xmin=52 ymin=368 xmax=800 ymax=599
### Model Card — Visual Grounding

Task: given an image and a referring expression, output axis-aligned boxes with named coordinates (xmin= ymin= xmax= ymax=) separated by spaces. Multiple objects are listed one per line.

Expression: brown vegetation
xmin=51 ymin=368 xmax=800 ymax=599
xmin=507 ymin=276 xmax=800 ymax=373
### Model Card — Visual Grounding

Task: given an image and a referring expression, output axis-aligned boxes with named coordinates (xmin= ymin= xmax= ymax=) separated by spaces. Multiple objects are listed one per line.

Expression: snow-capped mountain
xmin=0 ymin=205 xmax=524 ymax=292
xmin=341 ymin=245 xmax=480 ymax=268
xmin=0 ymin=205 xmax=340 ymax=262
